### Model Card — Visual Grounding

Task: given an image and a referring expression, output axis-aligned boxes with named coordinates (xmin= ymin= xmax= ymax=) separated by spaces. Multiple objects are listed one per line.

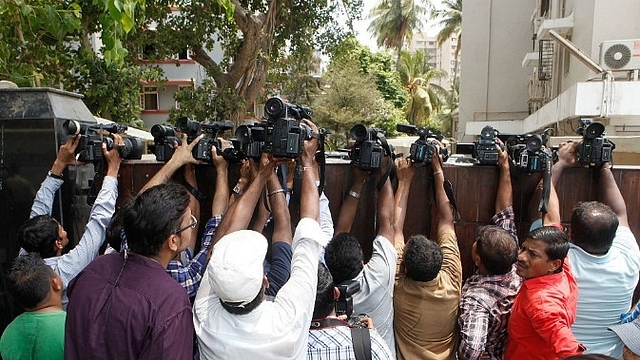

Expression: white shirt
xmin=569 ymin=226 xmax=640 ymax=358
xmin=352 ymin=235 xmax=398 ymax=357
xmin=194 ymin=218 xmax=327 ymax=360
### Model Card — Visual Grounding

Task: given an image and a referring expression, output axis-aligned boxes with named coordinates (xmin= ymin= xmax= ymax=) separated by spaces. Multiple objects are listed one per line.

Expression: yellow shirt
xmin=393 ymin=230 xmax=462 ymax=360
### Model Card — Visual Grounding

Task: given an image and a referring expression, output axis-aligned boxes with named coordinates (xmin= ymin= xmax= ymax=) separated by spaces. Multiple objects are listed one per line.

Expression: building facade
xmin=459 ymin=0 xmax=640 ymax=161
xmin=407 ymin=33 xmax=460 ymax=88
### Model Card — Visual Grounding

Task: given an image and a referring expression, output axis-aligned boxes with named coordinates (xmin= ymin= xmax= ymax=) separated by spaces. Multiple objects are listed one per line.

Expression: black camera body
xmin=473 ymin=125 xmax=500 ymax=165
xmin=396 ymin=123 xmax=448 ymax=166
xmin=236 ymin=122 xmax=266 ymax=159
xmin=62 ymin=120 xmax=143 ymax=162
xmin=575 ymin=119 xmax=615 ymax=167
xmin=350 ymin=124 xmax=385 ymax=170
xmin=263 ymin=97 xmax=313 ymax=158
xmin=335 ymin=280 xmax=368 ymax=329
xmin=507 ymin=134 xmax=550 ymax=172
xmin=150 ymin=124 xmax=182 ymax=162
xmin=175 ymin=117 xmax=233 ymax=162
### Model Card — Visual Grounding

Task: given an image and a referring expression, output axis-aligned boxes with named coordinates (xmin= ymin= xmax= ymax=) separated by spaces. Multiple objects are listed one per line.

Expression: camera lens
xmin=584 ymin=122 xmax=605 ymax=139
xmin=526 ymin=135 xmax=543 ymax=152
xmin=264 ymin=98 xmax=286 ymax=118
xmin=350 ymin=124 xmax=369 ymax=142
xmin=175 ymin=117 xmax=200 ymax=135
xmin=236 ymin=125 xmax=252 ymax=143
xmin=63 ymin=120 xmax=81 ymax=135
xmin=151 ymin=124 xmax=174 ymax=139
xmin=480 ymin=125 xmax=497 ymax=140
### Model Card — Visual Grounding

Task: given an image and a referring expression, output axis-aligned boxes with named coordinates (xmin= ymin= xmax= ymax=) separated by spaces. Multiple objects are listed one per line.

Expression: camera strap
xmin=538 ymin=152 xmax=553 ymax=214
xmin=309 ymin=318 xmax=372 ymax=360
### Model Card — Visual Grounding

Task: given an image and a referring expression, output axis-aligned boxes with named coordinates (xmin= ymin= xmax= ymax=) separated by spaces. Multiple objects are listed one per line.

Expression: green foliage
xmin=169 ymin=79 xmax=244 ymax=123
xmin=311 ymin=59 xmax=402 ymax=148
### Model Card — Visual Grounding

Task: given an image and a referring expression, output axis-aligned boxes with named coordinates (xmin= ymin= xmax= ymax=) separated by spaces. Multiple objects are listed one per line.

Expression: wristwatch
xmin=233 ymin=185 xmax=243 ymax=195
xmin=47 ymin=170 xmax=64 ymax=180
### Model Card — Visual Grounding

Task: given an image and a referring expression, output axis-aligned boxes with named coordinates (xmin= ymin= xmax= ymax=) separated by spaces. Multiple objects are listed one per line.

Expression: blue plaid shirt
xmin=121 ymin=215 xmax=221 ymax=301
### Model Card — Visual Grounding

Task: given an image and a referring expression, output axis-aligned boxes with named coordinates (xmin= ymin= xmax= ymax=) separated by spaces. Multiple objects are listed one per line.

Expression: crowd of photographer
xmin=1 ymin=97 xmax=639 ymax=360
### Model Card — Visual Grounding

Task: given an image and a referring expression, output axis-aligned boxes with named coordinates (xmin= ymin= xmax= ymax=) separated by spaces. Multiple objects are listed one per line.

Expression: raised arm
xmin=267 ymin=170 xmax=292 ymax=244
xmin=334 ymin=168 xmax=367 ymax=234
xmin=598 ymin=163 xmax=628 ymax=227
xmin=300 ymin=119 xmax=320 ymax=221
xmin=377 ymin=165 xmax=395 ymax=241
xmin=183 ymin=163 xmax=200 ymax=254
xmin=394 ymin=158 xmax=415 ymax=249
xmin=211 ymin=144 xmax=230 ymax=217
xmin=432 ymin=147 xmax=455 ymax=234
xmin=140 ymin=134 xmax=202 ymax=193
xmin=495 ymin=139 xmax=512 ymax=213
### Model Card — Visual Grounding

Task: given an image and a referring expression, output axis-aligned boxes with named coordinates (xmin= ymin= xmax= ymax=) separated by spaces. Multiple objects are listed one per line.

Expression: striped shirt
xmin=307 ymin=322 xmax=393 ymax=360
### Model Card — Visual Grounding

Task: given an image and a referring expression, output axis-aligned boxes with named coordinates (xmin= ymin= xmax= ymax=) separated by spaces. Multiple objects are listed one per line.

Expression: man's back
xmin=65 ymin=253 xmax=193 ymax=360
xmin=352 ymin=235 xmax=397 ymax=354
xmin=394 ymin=230 xmax=462 ymax=360
xmin=569 ymin=225 xmax=640 ymax=358
xmin=307 ymin=324 xmax=392 ymax=359
xmin=0 ymin=311 xmax=66 ymax=360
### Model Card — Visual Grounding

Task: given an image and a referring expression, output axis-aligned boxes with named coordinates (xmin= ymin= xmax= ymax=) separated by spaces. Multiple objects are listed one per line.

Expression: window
xmin=141 ymin=44 xmax=157 ymax=60
xmin=540 ymin=0 xmax=550 ymax=17
xmin=142 ymin=86 xmax=159 ymax=110
xmin=451 ymin=60 xmax=457 ymax=67
xmin=452 ymin=44 xmax=457 ymax=50
xmin=428 ymin=41 xmax=436 ymax=46
xmin=451 ymin=37 xmax=457 ymax=43
xmin=563 ymin=35 xmax=571 ymax=76
xmin=177 ymin=48 xmax=191 ymax=60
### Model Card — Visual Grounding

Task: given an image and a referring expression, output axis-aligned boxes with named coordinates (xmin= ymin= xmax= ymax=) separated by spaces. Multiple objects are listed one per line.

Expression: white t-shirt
xmin=569 ymin=226 xmax=640 ymax=358
xmin=193 ymin=218 xmax=326 ymax=360
xmin=352 ymin=235 xmax=398 ymax=357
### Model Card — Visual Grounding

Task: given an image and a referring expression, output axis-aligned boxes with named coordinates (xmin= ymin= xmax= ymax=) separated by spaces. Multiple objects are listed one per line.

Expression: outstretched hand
xmin=170 ymin=133 xmax=202 ymax=167
xmin=301 ymin=119 xmax=319 ymax=166
xmin=396 ymin=157 xmax=415 ymax=183
xmin=556 ymin=141 xmax=579 ymax=168
xmin=103 ymin=134 xmax=123 ymax=177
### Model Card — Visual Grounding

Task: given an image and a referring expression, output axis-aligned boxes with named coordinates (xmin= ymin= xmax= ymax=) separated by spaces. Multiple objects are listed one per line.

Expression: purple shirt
xmin=65 ymin=253 xmax=193 ymax=360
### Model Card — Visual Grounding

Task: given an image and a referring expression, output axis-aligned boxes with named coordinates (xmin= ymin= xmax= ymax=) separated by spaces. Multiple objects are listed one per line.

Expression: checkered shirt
xmin=307 ymin=324 xmax=393 ymax=360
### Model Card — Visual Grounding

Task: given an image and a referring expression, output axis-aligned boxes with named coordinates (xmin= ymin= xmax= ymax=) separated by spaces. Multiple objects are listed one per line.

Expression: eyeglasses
xmin=175 ymin=214 xmax=198 ymax=235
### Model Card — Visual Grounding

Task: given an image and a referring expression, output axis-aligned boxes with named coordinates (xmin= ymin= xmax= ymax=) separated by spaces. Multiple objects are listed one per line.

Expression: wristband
xmin=348 ymin=190 xmax=361 ymax=199
xmin=268 ymin=189 xmax=286 ymax=197
xmin=432 ymin=170 xmax=443 ymax=176
xmin=47 ymin=170 xmax=64 ymax=180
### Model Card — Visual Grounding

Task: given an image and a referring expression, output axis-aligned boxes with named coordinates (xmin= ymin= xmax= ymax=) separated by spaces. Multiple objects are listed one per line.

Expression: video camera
xmin=473 ymin=125 xmax=500 ymax=165
xmin=235 ymin=122 xmax=265 ymax=159
xmin=150 ymin=124 xmax=181 ymax=162
xmin=335 ymin=280 xmax=368 ymax=329
xmin=263 ymin=97 xmax=313 ymax=158
xmin=348 ymin=124 xmax=387 ymax=170
xmin=396 ymin=123 xmax=449 ymax=165
xmin=62 ymin=120 xmax=143 ymax=162
xmin=575 ymin=118 xmax=615 ymax=167
xmin=506 ymin=133 xmax=551 ymax=173
xmin=175 ymin=117 xmax=233 ymax=162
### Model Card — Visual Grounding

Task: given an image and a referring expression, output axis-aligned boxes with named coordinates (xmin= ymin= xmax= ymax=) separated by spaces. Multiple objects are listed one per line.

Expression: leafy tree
xmin=368 ymin=0 xmax=430 ymax=68
xmin=311 ymin=59 xmax=402 ymax=148
xmin=332 ymin=36 xmax=409 ymax=110
xmin=433 ymin=76 xmax=459 ymax=137
xmin=137 ymin=0 xmax=363 ymax=125
xmin=398 ymin=50 xmax=447 ymax=127
xmin=432 ymin=0 xmax=462 ymax=78
xmin=0 ymin=0 xmax=157 ymax=126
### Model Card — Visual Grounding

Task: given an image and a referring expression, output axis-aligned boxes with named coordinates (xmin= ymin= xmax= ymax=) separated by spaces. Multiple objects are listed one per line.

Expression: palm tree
xmin=368 ymin=0 xmax=431 ymax=69
xmin=398 ymin=50 xmax=448 ymax=126
xmin=432 ymin=0 xmax=462 ymax=78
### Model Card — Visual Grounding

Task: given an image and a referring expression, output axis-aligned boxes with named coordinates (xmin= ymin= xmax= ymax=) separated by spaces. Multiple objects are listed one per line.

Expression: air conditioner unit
xmin=599 ymin=40 xmax=640 ymax=71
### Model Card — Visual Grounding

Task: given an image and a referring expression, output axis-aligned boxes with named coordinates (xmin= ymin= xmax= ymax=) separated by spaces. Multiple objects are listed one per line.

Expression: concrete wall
xmin=459 ymin=0 xmax=536 ymax=141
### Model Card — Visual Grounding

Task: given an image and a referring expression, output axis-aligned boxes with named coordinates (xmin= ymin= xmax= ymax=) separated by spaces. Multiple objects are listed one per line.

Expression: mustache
xmin=516 ymin=261 xmax=527 ymax=269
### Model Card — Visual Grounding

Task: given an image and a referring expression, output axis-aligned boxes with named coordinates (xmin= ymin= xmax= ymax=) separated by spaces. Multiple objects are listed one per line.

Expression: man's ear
xmin=548 ymin=258 xmax=563 ymax=273
xmin=51 ymin=275 xmax=63 ymax=292
xmin=333 ymin=287 xmax=340 ymax=301
xmin=54 ymin=238 xmax=64 ymax=250
xmin=167 ymin=234 xmax=180 ymax=252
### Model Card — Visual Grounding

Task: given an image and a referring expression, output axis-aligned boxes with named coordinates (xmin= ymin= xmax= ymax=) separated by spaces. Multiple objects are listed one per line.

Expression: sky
xmin=352 ymin=0 xmax=445 ymax=51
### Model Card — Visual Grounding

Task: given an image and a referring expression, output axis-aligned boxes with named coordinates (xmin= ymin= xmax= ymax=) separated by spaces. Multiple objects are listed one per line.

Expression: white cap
xmin=208 ymin=230 xmax=268 ymax=307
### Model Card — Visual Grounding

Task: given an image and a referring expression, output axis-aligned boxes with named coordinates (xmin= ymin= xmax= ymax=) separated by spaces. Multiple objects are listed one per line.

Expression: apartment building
xmin=459 ymin=0 xmax=640 ymax=161
xmin=407 ymin=33 xmax=460 ymax=88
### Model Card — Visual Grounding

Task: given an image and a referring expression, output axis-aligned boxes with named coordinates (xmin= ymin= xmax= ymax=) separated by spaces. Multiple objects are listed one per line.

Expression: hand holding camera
xmin=103 ymin=134 xmax=123 ymax=177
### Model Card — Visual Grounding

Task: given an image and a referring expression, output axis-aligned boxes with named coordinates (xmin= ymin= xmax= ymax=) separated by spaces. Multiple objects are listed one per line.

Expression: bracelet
xmin=268 ymin=189 xmax=286 ymax=197
xmin=432 ymin=170 xmax=443 ymax=176
xmin=302 ymin=166 xmax=315 ymax=172
xmin=47 ymin=170 xmax=64 ymax=180
xmin=348 ymin=190 xmax=361 ymax=199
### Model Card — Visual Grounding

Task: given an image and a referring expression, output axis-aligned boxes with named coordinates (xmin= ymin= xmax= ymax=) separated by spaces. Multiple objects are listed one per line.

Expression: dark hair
xmin=324 ymin=233 xmax=364 ymax=285
xmin=476 ymin=225 xmax=518 ymax=275
xmin=220 ymin=286 xmax=264 ymax=315
xmin=403 ymin=234 xmax=443 ymax=282
xmin=563 ymin=355 xmax=617 ymax=360
xmin=6 ymin=254 xmax=55 ymax=309
xmin=17 ymin=215 xmax=60 ymax=258
xmin=105 ymin=209 xmax=124 ymax=253
xmin=571 ymin=201 xmax=618 ymax=254
xmin=527 ymin=226 xmax=570 ymax=262
xmin=313 ymin=262 xmax=336 ymax=319
xmin=121 ymin=184 xmax=190 ymax=257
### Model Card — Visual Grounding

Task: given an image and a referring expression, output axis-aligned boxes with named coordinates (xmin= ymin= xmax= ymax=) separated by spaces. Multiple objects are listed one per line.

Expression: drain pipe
xmin=548 ymin=30 xmax=613 ymax=118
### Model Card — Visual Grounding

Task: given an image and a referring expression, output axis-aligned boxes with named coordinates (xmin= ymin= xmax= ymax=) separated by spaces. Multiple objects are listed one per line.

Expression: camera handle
xmin=375 ymin=135 xmax=395 ymax=191
xmin=538 ymin=152 xmax=553 ymax=214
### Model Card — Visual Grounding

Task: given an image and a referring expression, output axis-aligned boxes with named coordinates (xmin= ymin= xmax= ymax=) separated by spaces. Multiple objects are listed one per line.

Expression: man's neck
xmin=28 ymin=301 xmax=63 ymax=313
